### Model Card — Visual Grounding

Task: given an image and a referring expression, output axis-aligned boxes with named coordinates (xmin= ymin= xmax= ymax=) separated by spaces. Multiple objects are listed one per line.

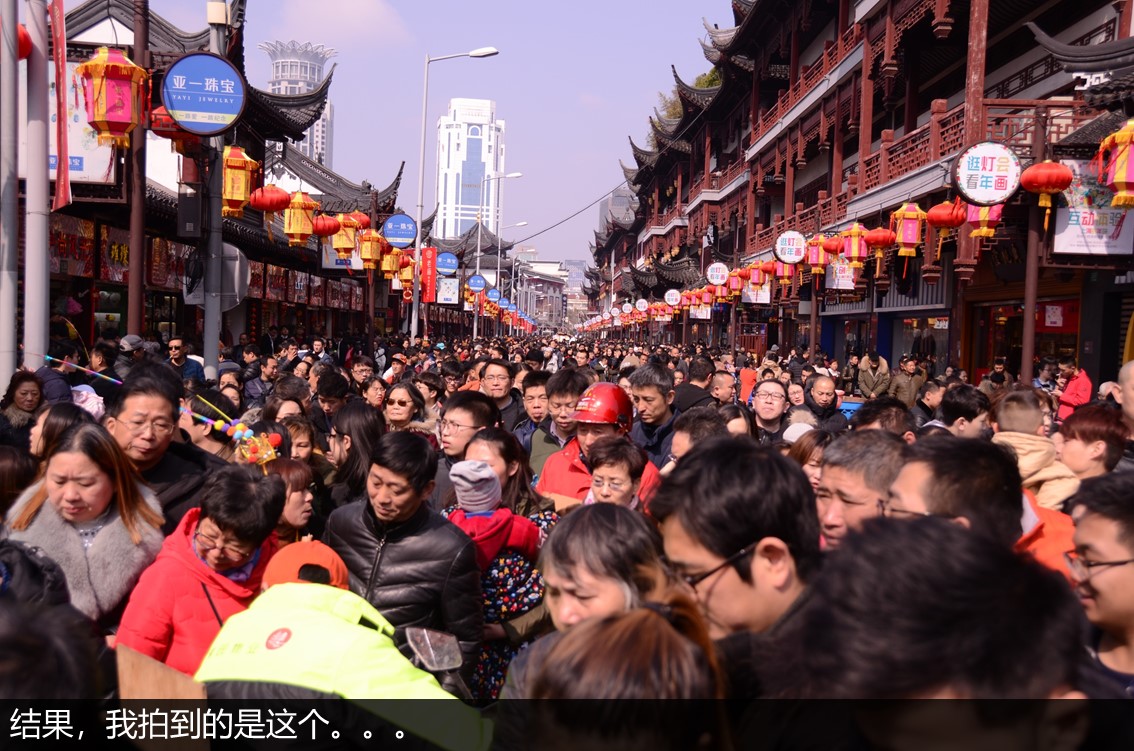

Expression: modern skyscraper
xmin=598 ymin=186 xmax=636 ymax=233
xmin=260 ymin=41 xmax=335 ymax=167
xmin=435 ymin=98 xmax=506 ymax=239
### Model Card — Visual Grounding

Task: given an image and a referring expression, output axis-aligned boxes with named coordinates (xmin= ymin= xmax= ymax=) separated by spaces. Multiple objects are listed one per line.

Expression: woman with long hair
xmin=0 ymin=372 xmax=45 ymax=452
xmin=29 ymin=402 xmax=95 ymax=461
xmin=786 ymin=429 xmax=834 ymax=492
xmin=719 ymin=402 xmax=756 ymax=438
xmin=5 ymin=423 xmax=164 ymax=629
xmin=266 ymin=458 xmax=320 ymax=546
xmin=465 ymin=428 xmax=552 ymax=517
xmin=326 ymin=400 xmax=386 ymax=509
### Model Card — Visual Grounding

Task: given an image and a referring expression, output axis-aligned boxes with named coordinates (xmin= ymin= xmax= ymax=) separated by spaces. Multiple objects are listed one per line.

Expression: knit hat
xmin=119 ymin=334 xmax=144 ymax=352
xmin=262 ymin=540 xmax=349 ymax=590
xmin=450 ymin=460 xmax=502 ymax=514
xmin=782 ymin=423 xmax=815 ymax=445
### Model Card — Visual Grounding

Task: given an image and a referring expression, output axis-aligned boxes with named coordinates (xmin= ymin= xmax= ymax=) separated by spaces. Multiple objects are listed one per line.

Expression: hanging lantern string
xmin=40 ymin=355 xmax=122 ymax=385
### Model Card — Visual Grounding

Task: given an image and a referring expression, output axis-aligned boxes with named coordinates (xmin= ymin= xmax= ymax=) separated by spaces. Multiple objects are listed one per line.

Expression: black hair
xmin=273 ymin=374 xmax=310 ymax=404
xmin=718 ymin=403 xmax=755 ymax=436
xmin=317 ymin=372 xmax=350 ymax=400
xmin=521 ymin=369 xmax=552 ymax=393
xmin=673 ymin=405 xmax=728 ymax=442
xmin=686 ymin=356 xmax=715 ymax=384
xmin=412 ymin=371 xmax=445 ymax=402
xmin=92 ymin=341 xmax=118 ymax=368
xmin=199 ymin=464 xmax=285 ymax=544
xmin=0 ymin=601 xmax=103 ymax=698
xmin=585 ymin=434 xmax=649 ymax=481
xmin=248 ymin=420 xmax=293 ymax=459
xmin=47 ymin=339 xmax=78 ymax=364
xmin=752 ymin=378 xmax=789 ymax=400
xmin=1066 ymin=472 xmax=1134 ymax=548
xmin=297 ymin=563 xmax=332 ymax=586
xmin=848 ymin=396 xmax=916 ymax=436
xmin=916 ymin=379 xmax=942 ymax=399
xmin=371 ymin=430 xmax=438 ymax=494
xmin=243 ymin=344 xmax=261 ymax=358
xmin=483 ymin=359 xmax=514 ymax=379
xmin=628 ymin=362 xmax=675 ymax=394
xmin=650 ymin=435 xmax=822 ymax=583
xmin=386 ymin=381 xmax=427 ymax=423
xmin=763 ymin=517 xmax=1083 ymax=699
xmin=441 ymin=391 xmax=501 ymax=429
xmin=104 ymin=370 xmax=181 ymax=422
xmin=332 ymin=401 xmax=387 ymax=498
xmin=185 ymin=388 xmax=237 ymax=440
xmin=902 ymin=435 xmax=1023 ymax=546
xmin=546 ymin=369 xmax=591 ymax=400
xmin=939 ymin=384 xmax=991 ymax=427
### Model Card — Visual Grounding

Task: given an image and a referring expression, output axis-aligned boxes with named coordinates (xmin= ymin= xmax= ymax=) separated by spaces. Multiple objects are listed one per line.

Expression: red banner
xmin=48 ymin=0 xmax=70 ymax=209
xmin=420 ymin=246 xmax=437 ymax=304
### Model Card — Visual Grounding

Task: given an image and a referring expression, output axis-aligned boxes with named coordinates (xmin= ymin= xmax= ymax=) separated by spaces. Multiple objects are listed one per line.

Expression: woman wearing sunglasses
xmin=383 ymin=382 xmax=438 ymax=450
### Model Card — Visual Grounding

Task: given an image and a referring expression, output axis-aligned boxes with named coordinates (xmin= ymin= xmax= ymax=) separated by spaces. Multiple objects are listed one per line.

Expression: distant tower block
xmin=435 ymin=98 xmax=507 ymax=239
xmin=260 ymin=41 xmax=336 ymax=167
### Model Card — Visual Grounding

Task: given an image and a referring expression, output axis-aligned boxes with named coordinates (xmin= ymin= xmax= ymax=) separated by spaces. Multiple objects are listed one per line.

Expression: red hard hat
xmin=570 ymin=382 xmax=633 ymax=431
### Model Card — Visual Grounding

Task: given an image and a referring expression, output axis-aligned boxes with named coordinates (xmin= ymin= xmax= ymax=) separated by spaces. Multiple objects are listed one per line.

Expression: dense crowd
xmin=2 ymin=323 xmax=1134 ymax=748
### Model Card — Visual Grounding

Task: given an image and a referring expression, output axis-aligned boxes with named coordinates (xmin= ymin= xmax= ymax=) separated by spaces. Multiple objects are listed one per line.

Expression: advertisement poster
xmin=825 ymin=256 xmax=857 ymax=291
xmin=290 ymin=270 xmax=308 ymax=305
xmin=149 ymin=238 xmax=193 ymax=290
xmin=421 ymin=246 xmax=438 ymax=304
xmin=1053 ymin=159 xmax=1134 ymax=256
xmin=247 ymin=262 xmax=265 ymax=299
xmin=265 ymin=265 xmax=288 ymax=302
xmin=437 ymin=277 xmax=460 ymax=305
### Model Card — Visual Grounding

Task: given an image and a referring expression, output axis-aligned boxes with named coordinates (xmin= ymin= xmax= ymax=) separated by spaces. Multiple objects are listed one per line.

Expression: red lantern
xmin=841 ymin=222 xmax=870 ymax=269
xmin=737 ymin=267 xmax=752 ymax=282
xmin=149 ymin=105 xmax=200 ymax=154
xmin=312 ymin=214 xmax=341 ymax=239
xmin=865 ymin=227 xmax=896 ymax=259
xmin=3 ymin=21 xmax=32 ymax=60
xmin=760 ymin=260 xmax=776 ymax=275
xmin=966 ymin=203 xmax=1003 ymax=238
xmin=1020 ymin=160 xmax=1074 ymax=231
xmin=1095 ymin=119 xmax=1134 ymax=208
xmin=74 ymin=46 xmax=149 ymax=149
xmin=822 ymin=235 xmax=842 ymax=256
xmin=890 ymin=202 xmax=927 ymax=257
xmin=348 ymin=210 xmax=372 ymax=230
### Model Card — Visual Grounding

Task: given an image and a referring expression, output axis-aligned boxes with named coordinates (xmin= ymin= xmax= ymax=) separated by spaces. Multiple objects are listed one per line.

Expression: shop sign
xmin=421 ymin=247 xmax=438 ymax=304
xmin=149 ymin=238 xmax=193 ymax=290
xmin=741 ymin=279 xmax=772 ymax=305
xmin=951 ymin=141 xmax=1022 ymax=206
xmin=99 ymin=226 xmax=130 ymax=284
xmin=49 ymin=215 xmax=95 ymax=277
xmin=161 ymin=52 xmax=246 ymax=136
xmin=382 ymin=213 xmax=417 ymax=249
xmin=825 ymin=256 xmax=857 ymax=291
xmin=689 ymin=304 xmax=713 ymax=320
xmin=247 ymin=262 xmax=265 ymax=299
xmin=772 ymin=231 xmax=807 ymax=264
xmin=635 ymin=299 xmax=648 ymax=312
xmin=307 ymin=274 xmax=323 ymax=306
xmin=706 ymin=262 xmax=730 ymax=285
xmin=467 ymin=274 xmax=487 ymax=293
xmin=437 ymin=277 xmax=460 ymax=305
xmin=487 ymin=288 xmax=501 ymax=302
xmin=290 ymin=270 xmax=308 ymax=305
xmin=1053 ymin=159 xmax=1134 ymax=256
xmin=351 ymin=283 xmax=364 ymax=311
xmin=436 ymin=252 xmax=459 ymax=276
xmin=664 ymin=289 xmax=681 ymax=306
xmin=621 ymin=302 xmax=633 ymax=315
xmin=321 ymin=244 xmax=363 ymax=271
xmin=265 ymin=264 xmax=288 ymax=302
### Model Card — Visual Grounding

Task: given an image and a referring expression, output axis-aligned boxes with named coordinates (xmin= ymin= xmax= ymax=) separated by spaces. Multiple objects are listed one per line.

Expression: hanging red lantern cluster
xmin=1020 ymin=160 xmax=1074 ymax=230
xmin=74 ymin=46 xmax=149 ymax=149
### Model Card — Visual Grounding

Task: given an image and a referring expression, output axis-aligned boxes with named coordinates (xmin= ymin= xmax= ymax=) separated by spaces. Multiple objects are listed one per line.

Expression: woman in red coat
xmin=116 ymin=465 xmax=284 ymax=675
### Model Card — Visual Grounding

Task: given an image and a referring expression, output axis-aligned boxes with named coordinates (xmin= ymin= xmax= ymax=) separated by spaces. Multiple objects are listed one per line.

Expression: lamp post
xmin=473 ymin=171 xmax=521 ymax=340
xmin=411 ymin=45 xmax=498 ymax=342
xmin=496 ymin=220 xmax=526 ymax=337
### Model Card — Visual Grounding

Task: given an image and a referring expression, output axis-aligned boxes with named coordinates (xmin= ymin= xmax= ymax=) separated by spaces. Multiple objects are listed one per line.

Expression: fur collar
xmin=2 ymin=404 xmax=36 ymax=429
xmin=4 ymin=480 xmax=164 ymax=622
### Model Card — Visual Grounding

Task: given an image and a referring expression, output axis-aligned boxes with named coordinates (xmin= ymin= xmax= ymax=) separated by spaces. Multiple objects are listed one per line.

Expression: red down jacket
xmin=446 ymin=508 xmax=542 ymax=570
xmin=116 ymin=507 xmax=277 ymax=676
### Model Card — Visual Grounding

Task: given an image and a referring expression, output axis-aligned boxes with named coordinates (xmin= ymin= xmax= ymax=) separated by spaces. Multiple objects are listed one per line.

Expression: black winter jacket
xmin=323 ymin=500 xmax=483 ymax=682
xmin=142 ymin=440 xmax=229 ymax=535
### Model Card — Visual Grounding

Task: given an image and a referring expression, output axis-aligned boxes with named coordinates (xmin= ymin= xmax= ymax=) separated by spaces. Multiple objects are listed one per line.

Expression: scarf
xmin=2 ymin=404 xmax=36 ymax=430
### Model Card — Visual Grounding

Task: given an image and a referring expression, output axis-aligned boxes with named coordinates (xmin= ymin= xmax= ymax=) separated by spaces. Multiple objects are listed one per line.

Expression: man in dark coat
xmin=788 ymin=375 xmax=848 ymax=433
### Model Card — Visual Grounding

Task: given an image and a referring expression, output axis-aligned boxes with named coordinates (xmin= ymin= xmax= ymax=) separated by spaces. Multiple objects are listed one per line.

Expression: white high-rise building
xmin=260 ymin=41 xmax=335 ymax=167
xmin=435 ymin=98 xmax=506 ymax=239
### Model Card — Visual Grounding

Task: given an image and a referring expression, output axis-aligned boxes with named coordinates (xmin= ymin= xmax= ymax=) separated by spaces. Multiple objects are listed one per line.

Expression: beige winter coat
xmin=858 ymin=357 xmax=891 ymax=399
xmin=991 ymin=431 xmax=1081 ymax=510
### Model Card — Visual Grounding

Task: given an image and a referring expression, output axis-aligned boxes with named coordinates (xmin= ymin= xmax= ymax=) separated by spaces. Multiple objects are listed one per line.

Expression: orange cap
xmin=262 ymin=540 xmax=350 ymax=590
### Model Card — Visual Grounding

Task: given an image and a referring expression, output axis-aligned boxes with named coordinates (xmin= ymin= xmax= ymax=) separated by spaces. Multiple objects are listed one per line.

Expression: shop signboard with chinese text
xmin=951 ymin=141 xmax=1022 ymax=206
xmin=247 ymin=262 xmax=265 ymax=299
xmin=1053 ymin=159 xmax=1134 ymax=256
xmin=321 ymin=244 xmax=363 ymax=271
xmin=352 ymin=283 xmax=364 ymax=311
xmin=289 ymin=270 xmax=308 ymax=305
xmin=49 ymin=216 xmax=94 ymax=277
xmin=382 ymin=214 xmax=417 ymax=249
xmin=149 ymin=238 xmax=194 ymax=290
xmin=706 ymin=263 xmax=729 ymax=285
xmin=99 ymin=226 xmax=130 ymax=283
xmin=161 ymin=52 xmax=246 ymax=136
xmin=741 ymin=279 xmax=772 ymax=304
xmin=308 ymin=275 xmax=323 ymax=306
xmin=421 ymin=247 xmax=438 ymax=303
xmin=436 ymin=252 xmax=459 ymax=276
xmin=773 ymin=231 xmax=807 ymax=264
xmin=265 ymin=265 xmax=288 ymax=302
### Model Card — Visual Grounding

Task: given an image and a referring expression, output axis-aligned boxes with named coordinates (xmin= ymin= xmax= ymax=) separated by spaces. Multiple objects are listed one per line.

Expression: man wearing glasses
xmin=1065 ymin=472 xmax=1134 ymax=694
xmin=104 ymin=369 xmax=226 ymax=534
xmin=887 ymin=435 xmax=1074 ymax=580
xmin=430 ymin=391 xmax=501 ymax=511
xmin=481 ymin=360 xmax=524 ymax=432
xmin=748 ymin=380 xmax=790 ymax=444
xmin=165 ymin=337 xmax=205 ymax=385
xmin=650 ymin=434 xmax=820 ymax=641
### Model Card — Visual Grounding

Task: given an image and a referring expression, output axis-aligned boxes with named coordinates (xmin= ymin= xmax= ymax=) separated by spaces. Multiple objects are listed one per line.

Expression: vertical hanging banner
xmin=420 ymin=246 xmax=438 ymax=304
xmin=48 ymin=0 xmax=70 ymax=209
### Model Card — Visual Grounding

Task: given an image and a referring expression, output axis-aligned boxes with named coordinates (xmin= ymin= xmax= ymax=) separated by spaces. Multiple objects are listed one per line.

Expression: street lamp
xmin=495 ymin=220 xmax=526 ymax=336
xmin=411 ymin=45 xmax=499 ymax=341
xmin=473 ymin=171 xmax=522 ymax=340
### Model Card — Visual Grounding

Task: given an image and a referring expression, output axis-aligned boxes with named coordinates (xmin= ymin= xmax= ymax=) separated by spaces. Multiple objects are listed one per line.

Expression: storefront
xmin=146 ymin=236 xmax=193 ymax=342
xmin=968 ymin=298 xmax=1080 ymax=382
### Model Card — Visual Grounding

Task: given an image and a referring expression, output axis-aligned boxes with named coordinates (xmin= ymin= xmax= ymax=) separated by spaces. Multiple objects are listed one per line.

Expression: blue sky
xmin=62 ymin=0 xmax=730 ymax=262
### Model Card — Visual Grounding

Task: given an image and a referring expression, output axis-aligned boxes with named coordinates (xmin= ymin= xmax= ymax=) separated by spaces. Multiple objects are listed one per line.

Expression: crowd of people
xmin=2 ymin=323 xmax=1134 ymax=748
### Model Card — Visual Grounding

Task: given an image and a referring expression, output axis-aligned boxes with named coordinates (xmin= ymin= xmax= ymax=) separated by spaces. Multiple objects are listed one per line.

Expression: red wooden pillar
xmin=859 ymin=35 xmax=875 ymax=162
xmin=790 ymin=23 xmax=801 ymax=84
xmin=784 ymin=138 xmax=796 ymax=211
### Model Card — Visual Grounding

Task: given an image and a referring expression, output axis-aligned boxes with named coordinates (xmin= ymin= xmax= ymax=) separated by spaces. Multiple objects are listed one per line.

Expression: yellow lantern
xmin=284 ymin=191 xmax=320 ymax=247
xmin=891 ymin=202 xmax=927 ymax=257
xmin=74 ymin=46 xmax=148 ymax=149
xmin=358 ymin=229 xmax=385 ymax=271
xmin=332 ymin=213 xmax=362 ymax=262
xmin=220 ymin=146 xmax=260 ymax=218
xmin=381 ymin=247 xmax=402 ymax=280
xmin=398 ymin=255 xmax=415 ymax=285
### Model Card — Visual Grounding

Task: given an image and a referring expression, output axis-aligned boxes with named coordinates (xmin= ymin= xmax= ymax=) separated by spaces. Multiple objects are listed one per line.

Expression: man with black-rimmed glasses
xmin=748 ymin=379 xmax=790 ymax=444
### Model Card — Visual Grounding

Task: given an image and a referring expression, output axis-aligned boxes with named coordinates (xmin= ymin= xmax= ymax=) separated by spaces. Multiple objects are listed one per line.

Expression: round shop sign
xmin=773 ymin=230 xmax=807 ymax=265
xmin=499 ymin=297 xmax=510 ymax=307
xmin=486 ymin=288 xmax=501 ymax=302
xmin=602 ymin=312 xmax=612 ymax=321
xmin=951 ymin=141 xmax=1022 ymax=206
xmin=706 ymin=262 xmax=730 ymax=286
xmin=508 ymin=303 xmax=517 ymax=311
xmin=161 ymin=52 xmax=246 ymax=136
xmin=635 ymin=298 xmax=649 ymax=312
xmin=621 ymin=302 xmax=633 ymax=315
xmin=664 ymin=289 xmax=681 ymax=306
xmin=467 ymin=274 xmax=487 ymax=292
xmin=610 ymin=305 xmax=620 ymax=316
xmin=435 ymin=252 xmax=459 ymax=276
xmin=381 ymin=213 xmax=418 ymax=249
